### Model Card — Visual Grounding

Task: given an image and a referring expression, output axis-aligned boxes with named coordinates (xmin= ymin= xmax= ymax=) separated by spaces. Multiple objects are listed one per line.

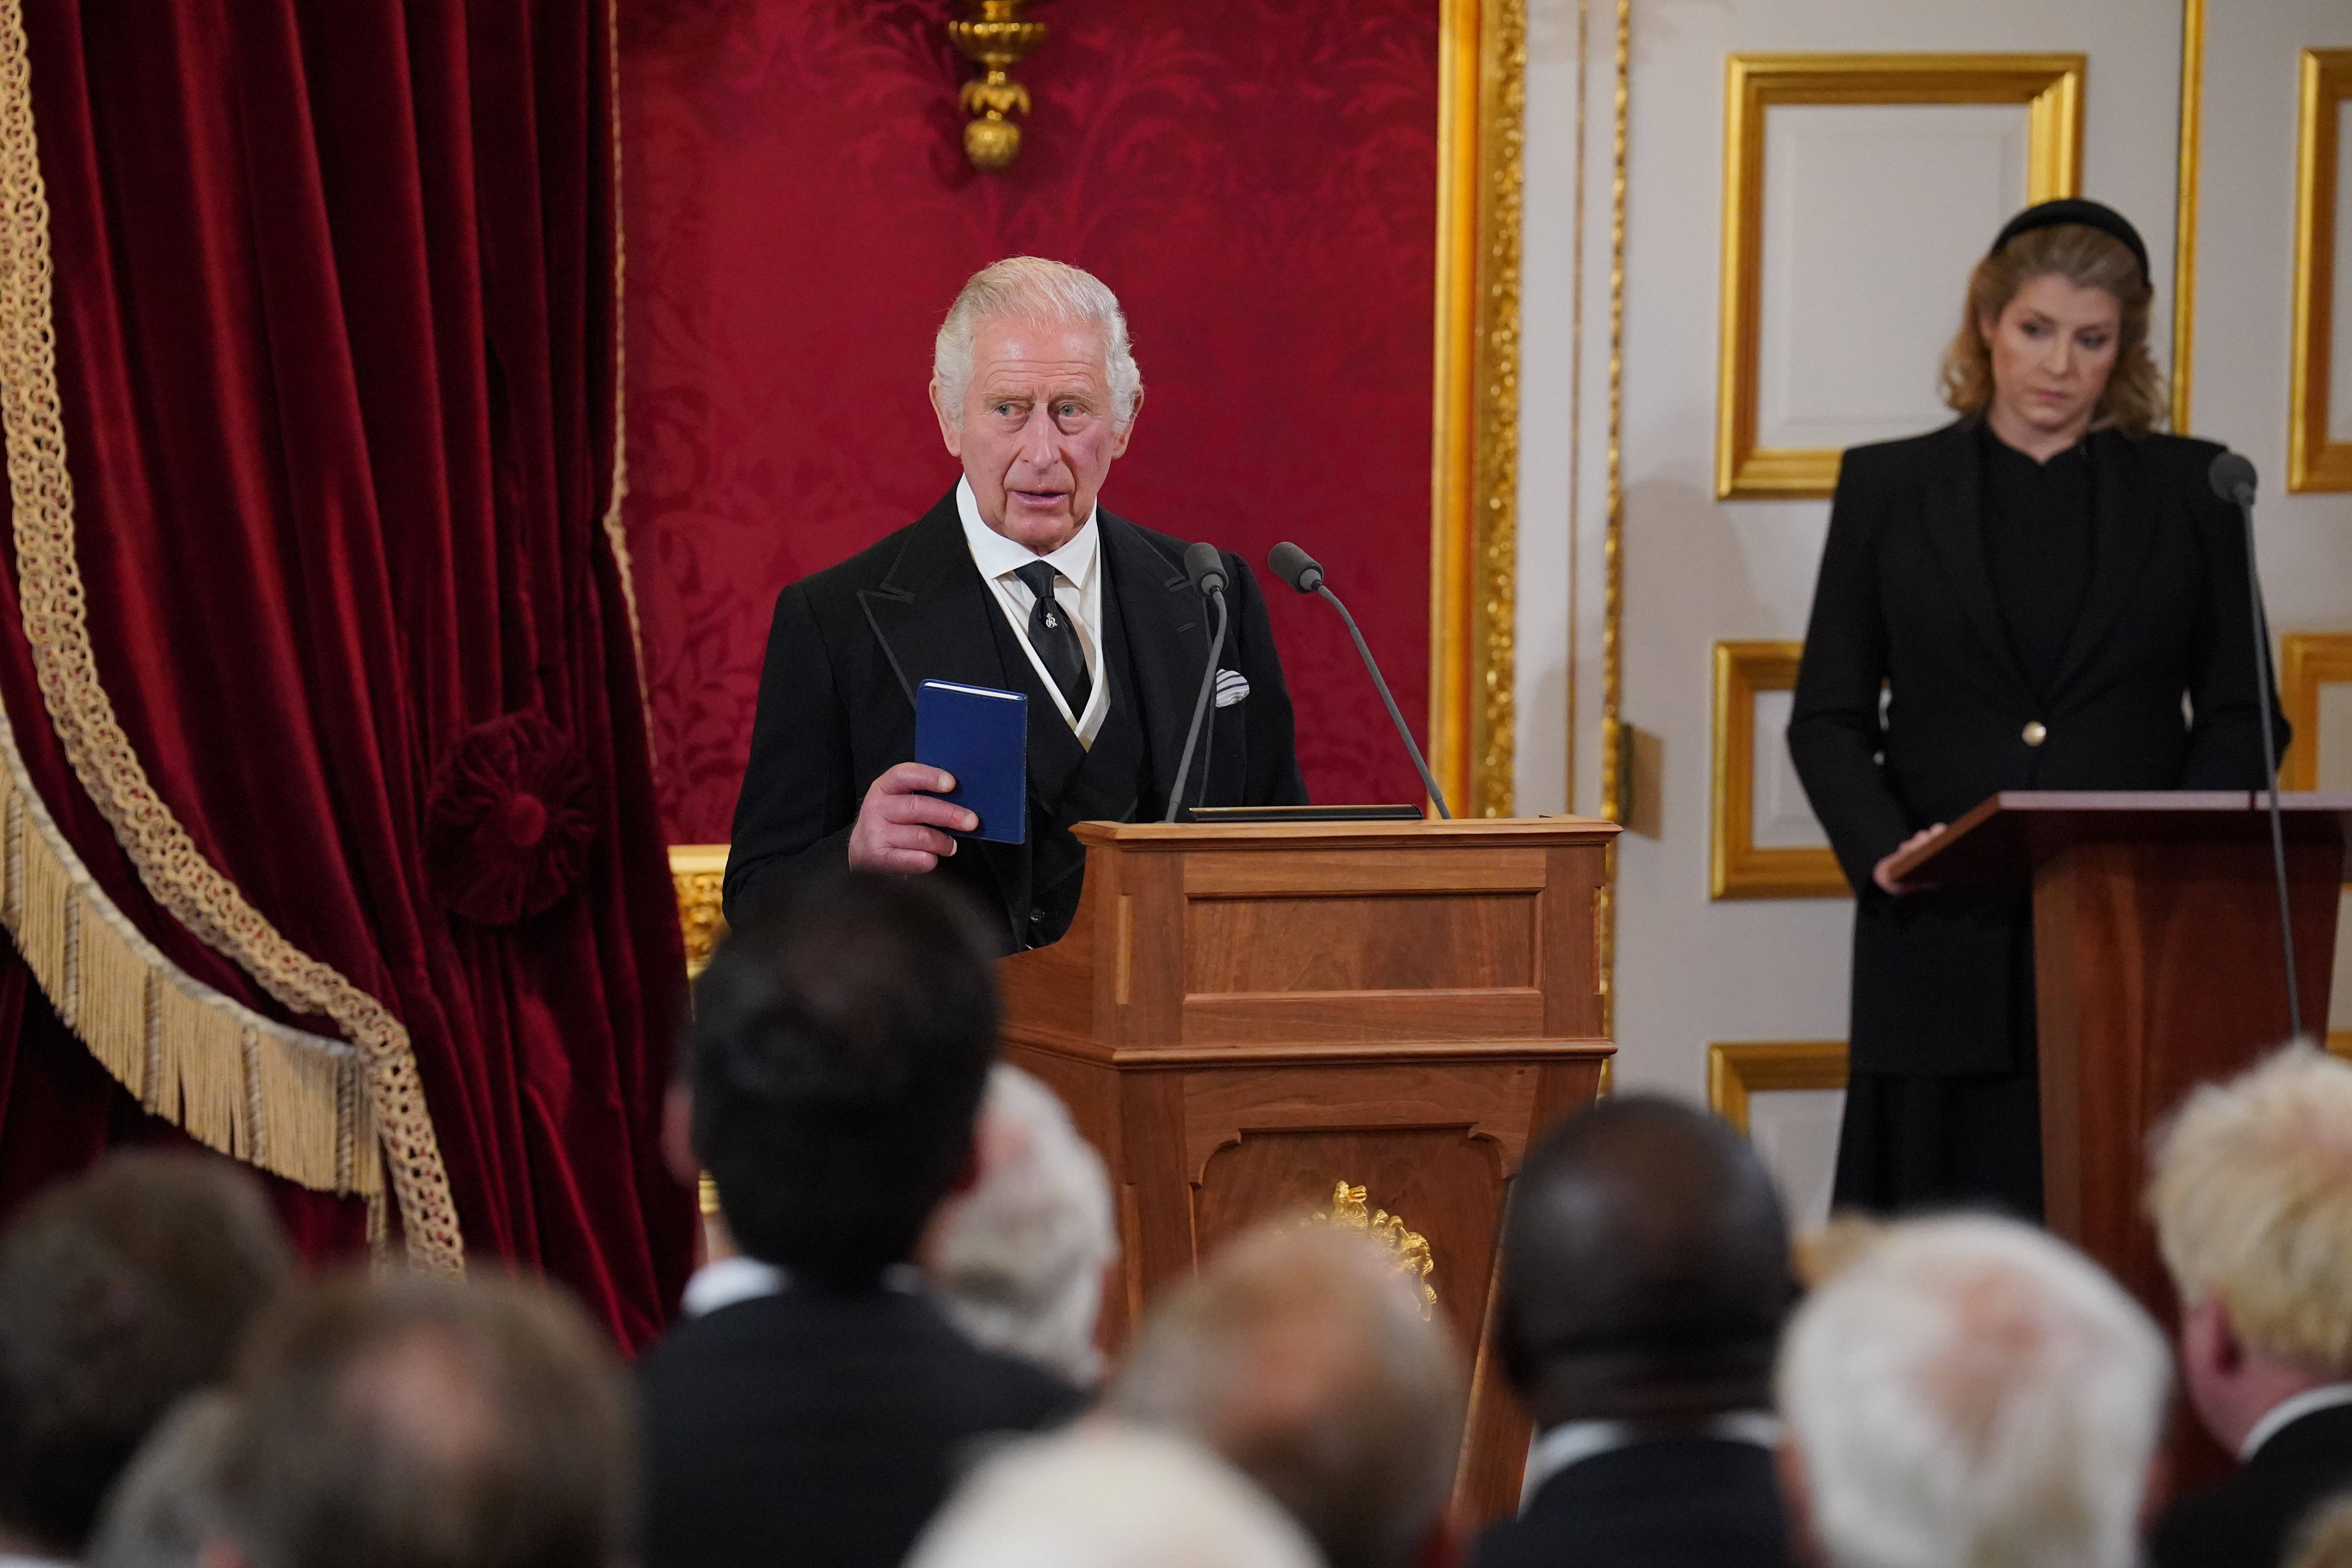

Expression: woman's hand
xmin=1873 ymin=823 xmax=1947 ymax=895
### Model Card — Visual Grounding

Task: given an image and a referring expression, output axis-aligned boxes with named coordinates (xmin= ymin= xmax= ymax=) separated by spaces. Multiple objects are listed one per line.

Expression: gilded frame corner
xmin=1706 ymin=1040 xmax=1850 ymax=1136
xmin=2288 ymin=50 xmax=2352 ymax=494
xmin=2280 ymin=632 xmax=2352 ymax=794
xmin=1429 ymin=0 xmax=1526 ymax=818
xmin=1710 ymin=640 xmax=1846 ymax=899
xmin=1714 ymin=53 xmax=2086 ymax=501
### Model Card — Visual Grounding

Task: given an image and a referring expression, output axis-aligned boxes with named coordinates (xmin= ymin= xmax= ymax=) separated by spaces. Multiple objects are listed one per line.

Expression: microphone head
xmin=1182 ymin=540 xmax=1229 ymax=597
xmin=1266 ymin=541 xmax=1325 ymax=594
xmin=2209 ymin=450 xmax=2258 ymax=505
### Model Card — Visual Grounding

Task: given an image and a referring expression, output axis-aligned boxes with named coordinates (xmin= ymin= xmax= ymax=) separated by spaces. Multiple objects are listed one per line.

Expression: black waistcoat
xmin=979 ymin=578 xmax=1157 ymax=947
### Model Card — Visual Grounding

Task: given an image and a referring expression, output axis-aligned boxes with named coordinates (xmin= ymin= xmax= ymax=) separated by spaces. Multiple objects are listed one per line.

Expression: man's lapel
xmin=1920 ymin=419 xmax=2033 ymax=702
xmin=855 ymin=492 xmax=1011 ymax=704
xmin=855 ymin=489 xmax=1027 ymax=925
xmin=1099 ymin=511 xmax=1209 ymax=812
xmin=2045 ymin=430 xmax=2155 ymax=701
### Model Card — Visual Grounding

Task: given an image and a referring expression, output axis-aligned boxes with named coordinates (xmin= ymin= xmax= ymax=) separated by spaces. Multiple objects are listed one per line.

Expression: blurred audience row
xmin=1 ymin=871 xmax=2348 ymax=1568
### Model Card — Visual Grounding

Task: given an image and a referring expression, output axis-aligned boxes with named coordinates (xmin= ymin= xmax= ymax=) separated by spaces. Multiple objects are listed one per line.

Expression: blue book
xmin=914 ymin=680 xmax=1027 ymax=845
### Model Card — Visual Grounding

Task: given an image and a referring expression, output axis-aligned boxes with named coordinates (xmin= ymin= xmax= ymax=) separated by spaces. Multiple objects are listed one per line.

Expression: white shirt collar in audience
xmin=679 ymin=1255 xmax=927 ymax=1318
xmin=0 ymin=1555 xmax=74 ymax=1568
xmin=2239 ymin=1381 xmax=2352 ymax=1461
xmin=1519 ymin=1410 xmax=1782 ymax=1515
xmin=681 ymin=1254 xmax=788 ymax=1318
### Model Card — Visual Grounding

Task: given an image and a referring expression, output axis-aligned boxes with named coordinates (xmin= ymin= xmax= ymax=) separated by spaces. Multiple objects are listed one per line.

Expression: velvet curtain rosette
xmin=0 ymin=0 xmax=690 ymax=1348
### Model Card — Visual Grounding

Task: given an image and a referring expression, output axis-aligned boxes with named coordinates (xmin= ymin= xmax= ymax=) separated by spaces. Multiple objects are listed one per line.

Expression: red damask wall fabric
xmin=0 ymin=0 xmax=693 ymax=1347
xmin=622 ymin=0 xmax=1441 ymax=843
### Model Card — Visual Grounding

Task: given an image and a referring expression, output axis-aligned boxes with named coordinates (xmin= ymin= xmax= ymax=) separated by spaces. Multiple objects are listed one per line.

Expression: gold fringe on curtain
xmin=0 ymin=0 xmax=457 ymax=1270
xmin=0 ymin=699 xmax=382 ymax=1197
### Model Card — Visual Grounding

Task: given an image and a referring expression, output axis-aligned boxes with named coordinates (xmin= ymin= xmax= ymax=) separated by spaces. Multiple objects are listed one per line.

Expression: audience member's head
xmin=2291 ymin=1494 xmax=2352 ymax=1568
xmin=1497 ymin=1094 xmax=1796 ymax=1427
xmin=690 ymin=870 xmax=1000 ymax=1289
xmin=84 ymin=1392 xmax=235 ymax=1568
xmin=2147 ymin=1044 xmax=2352 ymax=1453
xmin=1109 ymin=1224 xmax=1466 ymax=1568
xmin=0 ymin=1151 xmax=292 ymax=1559
xmin=924 ymin=1064 xmax=1117 ymax=1383
xmin=1777 ymin=1214 xmax=2170 ymax=1568
xmin=209 ymin=1273 xmax=631 ymax=1568
xmin=906 ymin=1424 xmax=1319 ymax=1568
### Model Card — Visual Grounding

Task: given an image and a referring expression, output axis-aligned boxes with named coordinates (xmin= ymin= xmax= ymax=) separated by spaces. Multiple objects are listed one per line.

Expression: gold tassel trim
xmin=0 ymin=0 xmax=448 ymax=1267
xmin=0 ymin=712 xmax=380 ymax=1197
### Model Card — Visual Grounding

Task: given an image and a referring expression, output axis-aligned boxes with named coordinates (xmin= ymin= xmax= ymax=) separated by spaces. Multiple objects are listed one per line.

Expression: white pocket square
xmin=1214 ymin=669 xmax=1250 ymax=708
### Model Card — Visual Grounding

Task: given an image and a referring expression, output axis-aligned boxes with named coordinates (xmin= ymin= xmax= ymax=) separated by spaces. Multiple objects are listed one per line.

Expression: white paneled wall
xmin=1515 ymin=0 xmax=2352 ymax=1213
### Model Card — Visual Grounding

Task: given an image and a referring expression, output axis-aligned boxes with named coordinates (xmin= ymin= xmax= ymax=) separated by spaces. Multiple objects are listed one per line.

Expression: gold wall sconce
xmin=948 ymin=0 xmax=1048 ymax=172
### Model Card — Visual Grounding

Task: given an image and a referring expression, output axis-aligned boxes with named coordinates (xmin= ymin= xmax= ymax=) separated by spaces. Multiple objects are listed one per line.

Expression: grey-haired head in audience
xmin=1777 ymin=1213 xmax=2170 ymax=1568
xmin=905 ymin=1423 xmax=1319 ymax=1568
xmin=923 ymin=1064 xmax=1117 ymax=1383
xmin=85 ymin=1392 xmax=236 ymax=1568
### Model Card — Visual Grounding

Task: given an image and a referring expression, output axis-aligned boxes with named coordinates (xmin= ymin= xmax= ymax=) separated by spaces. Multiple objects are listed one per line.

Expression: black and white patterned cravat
xmin=1012 ymin=560 xmax=1091 ymax=717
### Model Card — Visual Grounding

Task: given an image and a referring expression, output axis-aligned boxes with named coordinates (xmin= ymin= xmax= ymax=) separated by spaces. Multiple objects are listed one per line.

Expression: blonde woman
xmin=1787 ymin=199 xmax=2288 ymax=1219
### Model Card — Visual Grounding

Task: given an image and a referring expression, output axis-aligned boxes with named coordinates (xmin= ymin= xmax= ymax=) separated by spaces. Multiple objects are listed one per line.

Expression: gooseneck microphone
xmin=2208 ymin=450 xmax=2302 ymax=1041
xmin=1268 ymin=542 xmax=1454 ymax=819
xmin=1164 ymin=541 xmax=1232 ymax=822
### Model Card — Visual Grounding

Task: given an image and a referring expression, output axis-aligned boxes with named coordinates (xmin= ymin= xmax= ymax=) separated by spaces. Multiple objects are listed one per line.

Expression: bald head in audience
xmin=208 ymin=1274 xmax=633 ymax=1568
xmin=907 ymin=1425 xmax=1320 ymax=1568
xmin=1109 ymin=1224 xmax=1466 ymax=1568
xmin=1499 ymin=1095 xmax=1795 ymax=1425
xmin=1477 ymin=1095 xmax=1798 ymax=1568
xmin=1777 ymin=1214 xmax=2170 ymax=1568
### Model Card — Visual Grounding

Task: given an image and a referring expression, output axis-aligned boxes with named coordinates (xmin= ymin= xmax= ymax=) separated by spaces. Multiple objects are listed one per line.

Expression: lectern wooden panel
xmin=997 ymin=818 xmax=1619 ymax=1523
xmin=1890 ymin=793 xmax=2352 ymax=1315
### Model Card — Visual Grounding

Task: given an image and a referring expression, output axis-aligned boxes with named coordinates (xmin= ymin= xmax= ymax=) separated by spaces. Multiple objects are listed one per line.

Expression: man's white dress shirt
xmin=1519 ymin=1410 xmax=1782 ymax=1515
xmin=956 ymin=477 xmax=1108 ymax=746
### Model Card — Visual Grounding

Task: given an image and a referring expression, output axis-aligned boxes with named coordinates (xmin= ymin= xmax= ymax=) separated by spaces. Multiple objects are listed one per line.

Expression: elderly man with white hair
xmin=1776 ymin=1214 xmax=2171 ymax=1568
xmin=723 ymin=257 xmax=1306 ymax=951
xmin=2147 ymin=1044 xmax=2352 ymax=1568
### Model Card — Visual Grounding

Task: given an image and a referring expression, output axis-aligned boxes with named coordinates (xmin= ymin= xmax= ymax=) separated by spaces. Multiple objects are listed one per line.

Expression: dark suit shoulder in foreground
xmin=1473 ymin=1437 xmax=1794 ymax=1568
xmin=2152 ymin=1405 xmax=2352 ymax=1568
xmin=637 ymin=1289 xmax=1084 ymax=1568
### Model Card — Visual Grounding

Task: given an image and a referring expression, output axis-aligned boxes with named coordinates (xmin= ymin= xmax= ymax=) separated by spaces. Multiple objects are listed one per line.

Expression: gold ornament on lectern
xmin=1304 ymin=1181 xmax=1439 ymax=1320
xmin=947 ymin=0 xmax=1048 ymax=171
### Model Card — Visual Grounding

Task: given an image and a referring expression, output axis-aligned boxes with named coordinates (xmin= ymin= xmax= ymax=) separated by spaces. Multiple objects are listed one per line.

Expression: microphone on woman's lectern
xmin=1163 ymin=541 xmax=1232 ymax=822
xmin=1267 ymin=542 xmax=1453 ymax=819
xmin=2208 ymin=450 xmax=2303 ymax=1041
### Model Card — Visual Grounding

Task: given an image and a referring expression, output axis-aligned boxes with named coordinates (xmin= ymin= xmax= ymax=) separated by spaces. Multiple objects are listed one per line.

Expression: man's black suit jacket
xmin=724 ymin=490 xmax=1307 ymax=949
xmin=2152 ymin=1404 xmax=2352 ymax=1568
xmin=1473 ymin=1438 xmax=1795 ymax=1568
xmin=1788 ymin=419 xmax=2285 ymax=1076
xmin=636 ymin=1288 xmax=1083 ymax=1568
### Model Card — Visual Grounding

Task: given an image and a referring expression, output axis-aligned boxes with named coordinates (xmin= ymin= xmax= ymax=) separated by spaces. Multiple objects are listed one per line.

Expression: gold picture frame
xmin=2281 ymin=631 xmax=2352 ymax=791
xmin=1428 ymin=0 xmax=1526 ymax=817
xmin=1711 ymin=641 xmax=1847 ymax=899
xmin=2289 ymin=50 xmax=2352 ymax=492
xmin=1707 ymin=1040 xmax=1850 ymax=1135
xmin=669 ymin=844 xmax=728 ymax=979
xmin=1715 ymin=53 xmax=2086 ymax=500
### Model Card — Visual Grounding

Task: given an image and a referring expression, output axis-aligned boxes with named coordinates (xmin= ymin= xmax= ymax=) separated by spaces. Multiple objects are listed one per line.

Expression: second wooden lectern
xmin=1890 ymin=791 xmax=2352 ymax=1316
xmin=997 ymin=816 xmax=1619 ymax=1521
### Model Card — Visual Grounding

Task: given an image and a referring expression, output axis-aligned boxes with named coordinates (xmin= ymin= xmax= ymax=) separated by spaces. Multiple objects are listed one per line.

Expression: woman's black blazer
xmin=1787 ymin=417 xmax=2286 ymax=1076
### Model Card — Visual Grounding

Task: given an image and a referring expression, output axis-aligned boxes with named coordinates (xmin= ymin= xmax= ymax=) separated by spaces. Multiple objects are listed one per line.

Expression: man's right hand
xmin=847 ymin=763 xmax=978 ymax=875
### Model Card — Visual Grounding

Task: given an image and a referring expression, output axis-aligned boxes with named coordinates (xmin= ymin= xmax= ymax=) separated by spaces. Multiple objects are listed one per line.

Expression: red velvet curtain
xmin=0 ymin=0 xmax=691 ymax=1348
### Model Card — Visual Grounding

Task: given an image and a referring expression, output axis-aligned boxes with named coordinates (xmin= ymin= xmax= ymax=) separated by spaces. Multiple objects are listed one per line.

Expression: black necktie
xmin=1013 ymin=560 xmax=1091 ymax=718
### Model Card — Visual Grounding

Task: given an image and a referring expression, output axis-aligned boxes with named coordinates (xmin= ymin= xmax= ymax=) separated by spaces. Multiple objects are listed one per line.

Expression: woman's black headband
xmin=1987 ymin=198 xmax=2150 ymax=284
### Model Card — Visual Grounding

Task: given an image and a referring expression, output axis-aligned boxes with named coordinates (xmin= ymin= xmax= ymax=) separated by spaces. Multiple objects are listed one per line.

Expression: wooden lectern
xmin=1887 ymin=792 xmax=2352 ymax=1316
xmin=997 ymin=817 xmax=1619 ymax=1521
